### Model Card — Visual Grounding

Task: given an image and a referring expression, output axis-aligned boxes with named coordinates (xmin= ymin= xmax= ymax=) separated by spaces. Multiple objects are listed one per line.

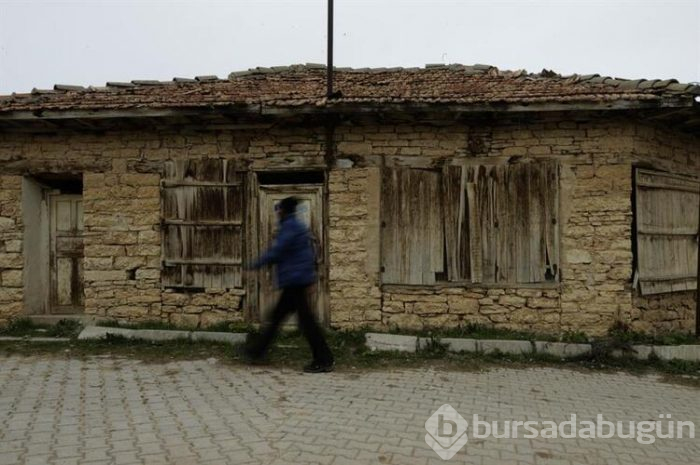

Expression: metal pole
xmin=327 ymin=0 xmax=334 ymax=98
xmin=696 ymin=183 xmax=700 ymax=337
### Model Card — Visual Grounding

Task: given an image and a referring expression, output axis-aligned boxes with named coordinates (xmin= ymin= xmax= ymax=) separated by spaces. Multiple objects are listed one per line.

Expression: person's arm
xmin=249 ymin=224 xmax=295 ymax=270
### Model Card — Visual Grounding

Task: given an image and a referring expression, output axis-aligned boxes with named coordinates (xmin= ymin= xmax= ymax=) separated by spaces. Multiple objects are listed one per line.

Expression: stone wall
xmin=327 ymin=168 xmax=382 ymax=328
xmin=382 ymin=286 xmax=560 ymax=333
xmin=82 ymin=169 xmax=163 ymax=323
xmin=0 ymin=114 xmax=697 ymax=335
xmin=331 ymin=117 xmax=698 ymax=336
xmin=0 ymin=127 xmax=327 ymax=327
xmin=0 ymin=176 xmax=23 ymax=326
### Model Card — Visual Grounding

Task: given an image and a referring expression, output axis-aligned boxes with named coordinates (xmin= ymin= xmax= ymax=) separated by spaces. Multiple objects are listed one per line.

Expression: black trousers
xmin=250 ymin=286 xmax=333 ymax=365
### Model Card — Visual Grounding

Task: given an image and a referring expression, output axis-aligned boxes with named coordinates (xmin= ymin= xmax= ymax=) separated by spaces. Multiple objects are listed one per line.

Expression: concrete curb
xmin=0 ymin=336 xmax=71 ymax=342
xmin=191 ymin=332 xmax=247 ymax=345
xmin=534 ymin=341 xmax=592 ymax=358
xmin=480 ymin=339 xmax=533 ymax=355
xmin=364 ymin=332 xmax=700 ymax=362
xmin=78 ymin=326 xmax=247 ymax=345
xmin=366 ymin=333 xmax=418 ymax=352
xmin=651 ymin=345 xmax=700 ymax=362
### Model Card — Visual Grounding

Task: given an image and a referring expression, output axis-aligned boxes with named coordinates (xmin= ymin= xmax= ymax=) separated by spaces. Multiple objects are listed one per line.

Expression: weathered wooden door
xmin=49 ymin=194 xmax=84 ymax=313
xmin=258 ymin=185 xmax=326 ymax=325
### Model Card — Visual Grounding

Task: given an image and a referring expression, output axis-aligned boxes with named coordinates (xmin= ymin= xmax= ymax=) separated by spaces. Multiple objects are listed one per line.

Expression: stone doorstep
xmin=365 ymin=333 xmax=700 ymax=362
xmin=77 ymin=326 xmax=247 ymax=345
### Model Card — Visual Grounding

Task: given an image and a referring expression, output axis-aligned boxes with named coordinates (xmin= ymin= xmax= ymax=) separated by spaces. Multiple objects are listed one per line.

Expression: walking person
xmin=244 ymin=196 xmax=334 ymax=373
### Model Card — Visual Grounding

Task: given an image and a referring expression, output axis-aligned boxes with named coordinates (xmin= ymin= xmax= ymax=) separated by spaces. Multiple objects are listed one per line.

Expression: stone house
xmin=0 ymin=64 xmax=698 ymax=336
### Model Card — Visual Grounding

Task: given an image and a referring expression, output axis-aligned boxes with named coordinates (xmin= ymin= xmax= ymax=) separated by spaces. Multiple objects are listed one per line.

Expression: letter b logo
xmin=438 ymin=414 xmax=457 ymax=438
xmin=425 ymin=404 xmax=468 ymax=460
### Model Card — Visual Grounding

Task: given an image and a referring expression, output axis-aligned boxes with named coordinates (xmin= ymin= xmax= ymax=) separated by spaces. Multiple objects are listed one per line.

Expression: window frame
xmin=380 ymin=160 xmax=560 ymax=287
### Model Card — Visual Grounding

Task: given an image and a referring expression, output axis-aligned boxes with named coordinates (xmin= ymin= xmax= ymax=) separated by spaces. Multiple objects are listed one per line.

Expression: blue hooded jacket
xmin=251 ymin=215 xmax=317 ymax=288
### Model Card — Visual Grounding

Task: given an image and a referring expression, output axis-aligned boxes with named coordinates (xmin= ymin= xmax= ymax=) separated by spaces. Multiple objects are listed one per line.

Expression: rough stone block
xmin=566 ymin=249 xmax=592 ymax=264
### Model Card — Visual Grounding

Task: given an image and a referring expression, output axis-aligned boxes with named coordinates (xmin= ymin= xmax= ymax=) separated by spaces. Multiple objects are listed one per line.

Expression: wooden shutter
xmin=635 ymin=169 xmax=699 ymax=295
xmin=161 ymin=159 xmax=244 ymax=289
xmin=447 ymin=161 xmax=559 ymax=284
xmin=382 ymin=168 xmax=445 ymax=285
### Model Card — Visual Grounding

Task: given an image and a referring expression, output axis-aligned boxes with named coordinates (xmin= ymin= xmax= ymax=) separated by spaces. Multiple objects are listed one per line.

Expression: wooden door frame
xmin=249 ymin=178 xmax=329 ymax=326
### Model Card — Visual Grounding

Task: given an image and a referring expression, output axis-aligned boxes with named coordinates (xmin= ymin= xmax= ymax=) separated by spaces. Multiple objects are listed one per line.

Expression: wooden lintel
xmin=260 ymin=98 xmax=693 ymax=116
xmin=161 ymin=180 xmax=242 ymax=188
xmin=0 ymin=104 xmax=262 ymax=121
xmin=163 ymin=259 xmax=243 ymax=266
xmin=162 ymin=219 xmax=243 ymax=226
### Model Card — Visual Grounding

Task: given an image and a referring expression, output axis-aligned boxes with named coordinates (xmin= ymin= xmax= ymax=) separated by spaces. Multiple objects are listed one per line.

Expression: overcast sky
xmin=0 ymin=0 xmax=698 ymax=95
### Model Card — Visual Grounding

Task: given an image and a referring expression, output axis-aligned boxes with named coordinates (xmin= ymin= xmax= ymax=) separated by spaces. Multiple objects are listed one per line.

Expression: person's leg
xmin=291 ymin=286 xmax=334 ymax=366
xmin=246 ymin=288 xmax=293 ymax=360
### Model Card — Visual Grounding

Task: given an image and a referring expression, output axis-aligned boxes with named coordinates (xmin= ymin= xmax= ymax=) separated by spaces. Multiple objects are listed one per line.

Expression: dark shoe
xmin=303 ymin=361 xmax=335 ymax=373
xmin=239 ymin=345 xmax=267 ymax=365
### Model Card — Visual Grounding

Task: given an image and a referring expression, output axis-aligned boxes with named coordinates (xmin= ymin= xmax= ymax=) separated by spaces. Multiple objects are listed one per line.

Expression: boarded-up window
xmin=161 ymin=159 xmax=244 ymax=289
xmin=634 ymin=169 xmax=699 ymax=295
xmin=381 ymin=168 xmax=445 ymax=284
xmin=381 ymin=161 xmax=559 ymax=285
xmin=452 ymin=162 xmax=560 ymax=284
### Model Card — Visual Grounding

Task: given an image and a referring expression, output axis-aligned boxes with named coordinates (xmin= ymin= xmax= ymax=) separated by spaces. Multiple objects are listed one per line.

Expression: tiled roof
xmin=1 ymin=64 xmax=698 ymax=113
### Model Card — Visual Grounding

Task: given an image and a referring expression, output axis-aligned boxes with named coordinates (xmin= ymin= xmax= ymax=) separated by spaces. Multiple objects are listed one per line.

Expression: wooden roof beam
xmin=0 ymin=98 xmax=694 ymax=123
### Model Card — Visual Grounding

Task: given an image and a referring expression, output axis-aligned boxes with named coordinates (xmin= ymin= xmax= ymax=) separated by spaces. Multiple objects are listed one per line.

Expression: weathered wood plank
xmin=442 ymin=165 xmax=464 ymax=281
xmin=466 ymin=181 xmax=482 ymax=283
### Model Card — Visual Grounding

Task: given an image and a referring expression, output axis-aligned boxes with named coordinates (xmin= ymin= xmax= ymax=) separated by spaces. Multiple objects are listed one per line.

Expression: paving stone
xmin=1 ymin=354 xmax=698 ymax=464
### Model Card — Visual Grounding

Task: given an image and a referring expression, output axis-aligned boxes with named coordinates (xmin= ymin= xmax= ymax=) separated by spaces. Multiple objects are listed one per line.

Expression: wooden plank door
xmin=258 ymin=185 xmax=326 ymax=326
xmin=49 ymin=194 xmax=84 ymax=313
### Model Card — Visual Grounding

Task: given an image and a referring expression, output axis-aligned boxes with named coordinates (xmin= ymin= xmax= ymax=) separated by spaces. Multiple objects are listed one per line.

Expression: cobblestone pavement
xmin=0 ymin=355 xmax=698 ymax=465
